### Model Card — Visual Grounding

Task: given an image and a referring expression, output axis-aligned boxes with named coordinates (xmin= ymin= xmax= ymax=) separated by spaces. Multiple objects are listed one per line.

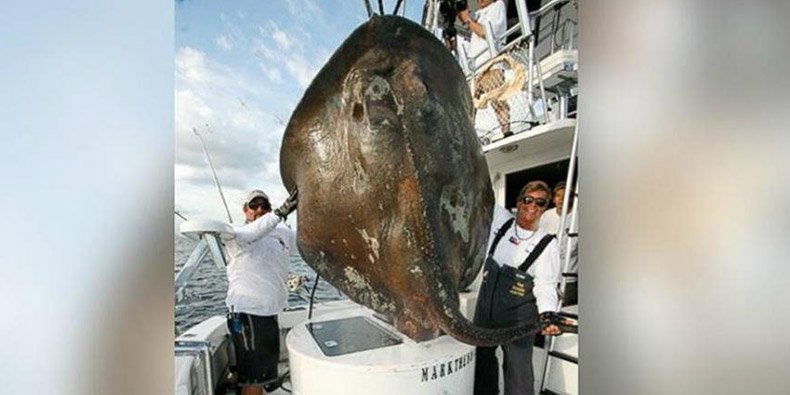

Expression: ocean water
xmin=174 ymin=235 xmax=344 ymax=334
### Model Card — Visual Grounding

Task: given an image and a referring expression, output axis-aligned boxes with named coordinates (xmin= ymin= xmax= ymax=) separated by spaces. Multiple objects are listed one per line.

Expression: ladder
xmin=537 ymin=117 xmax=579 ymax=395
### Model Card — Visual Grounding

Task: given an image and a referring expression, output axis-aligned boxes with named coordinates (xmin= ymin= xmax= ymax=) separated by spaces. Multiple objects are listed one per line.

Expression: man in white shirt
xmin=458 ymin=0 xmax=511 ymax=136
xmin=225 ymin=189 xmax=297 ymax=395
xmin=539 ymin=181 xmax=578 ymax=306
xmin=473 ymin=181 xmax=563 ymax=395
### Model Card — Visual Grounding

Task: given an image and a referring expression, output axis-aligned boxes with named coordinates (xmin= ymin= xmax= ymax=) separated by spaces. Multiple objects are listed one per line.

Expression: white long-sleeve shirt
xmin=486 ymin=205 xmax=561 ymax=313
xmin=223 ymin=212 xmax=297 ymax=316
xmin=540 ymin=208 xmax=578 ymax=281
xmin=468 ymin=0 xmax=507 ymax=69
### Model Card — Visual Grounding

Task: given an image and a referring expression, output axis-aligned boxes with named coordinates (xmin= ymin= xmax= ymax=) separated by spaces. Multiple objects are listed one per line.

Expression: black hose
xmin=307 ymin=274 xmax=320 ymax=320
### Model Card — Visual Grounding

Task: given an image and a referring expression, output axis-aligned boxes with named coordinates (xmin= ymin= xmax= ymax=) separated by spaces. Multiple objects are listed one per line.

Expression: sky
xmin=175 ymin=0 xmax=427 ymax=225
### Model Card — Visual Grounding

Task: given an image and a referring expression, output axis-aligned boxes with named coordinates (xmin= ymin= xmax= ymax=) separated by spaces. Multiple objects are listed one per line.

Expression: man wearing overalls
xmin=473 ymin=181 xmax=564 ymax=395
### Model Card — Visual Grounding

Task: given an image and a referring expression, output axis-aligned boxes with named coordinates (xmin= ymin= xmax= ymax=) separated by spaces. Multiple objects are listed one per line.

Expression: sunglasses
xmin=519 ymin=196 xmax=549 ymax=207
xmin=248 ymin=199 xmax=268 ymax=210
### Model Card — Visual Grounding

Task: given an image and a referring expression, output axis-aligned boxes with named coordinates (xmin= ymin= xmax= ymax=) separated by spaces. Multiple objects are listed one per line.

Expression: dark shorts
xmin=226 ymin=312 xmax=280 ymax=390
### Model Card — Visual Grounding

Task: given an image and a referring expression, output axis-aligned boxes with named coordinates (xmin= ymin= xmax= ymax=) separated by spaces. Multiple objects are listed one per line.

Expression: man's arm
xmin=458 ymin=9 xmax=486 ymax=38
xmin=532 ymin=239 xmax=561 ymax=314
xmin=533 ymin=239 xmax=567 ymax=335
xmin=232 ymin=212 xmax=280 ymax=244
xmin=458 ymin=2 xmax=507 ymax=39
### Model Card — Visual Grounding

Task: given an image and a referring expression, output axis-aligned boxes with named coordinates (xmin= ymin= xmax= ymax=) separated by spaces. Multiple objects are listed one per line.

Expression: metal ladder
xmin=537 ymin=117 xmax=579 ymax=395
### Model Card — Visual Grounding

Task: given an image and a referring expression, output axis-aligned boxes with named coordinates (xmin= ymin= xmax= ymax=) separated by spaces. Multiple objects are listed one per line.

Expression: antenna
xmin=192 ymin=126 xmax=234 ymax=224
xmin=235 ymin=96 xmax=286 ymax=126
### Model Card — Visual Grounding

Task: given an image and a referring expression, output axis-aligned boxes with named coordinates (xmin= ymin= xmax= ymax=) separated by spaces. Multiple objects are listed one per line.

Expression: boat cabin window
xmin=504 ymin=158 xmax=576 ymax=211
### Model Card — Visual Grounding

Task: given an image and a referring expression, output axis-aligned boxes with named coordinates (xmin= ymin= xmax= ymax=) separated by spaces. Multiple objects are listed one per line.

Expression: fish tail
xmin=434 ymin=304 xmax=540 ymax=347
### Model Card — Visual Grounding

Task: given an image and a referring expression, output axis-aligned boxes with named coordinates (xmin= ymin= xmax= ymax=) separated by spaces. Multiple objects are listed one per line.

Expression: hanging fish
xmin=280 ymin=15 xmax=539 ymax=346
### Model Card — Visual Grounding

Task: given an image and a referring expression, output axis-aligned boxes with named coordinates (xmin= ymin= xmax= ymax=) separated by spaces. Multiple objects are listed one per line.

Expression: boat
xmin=174 ymin=1 xmax=578 ymax=393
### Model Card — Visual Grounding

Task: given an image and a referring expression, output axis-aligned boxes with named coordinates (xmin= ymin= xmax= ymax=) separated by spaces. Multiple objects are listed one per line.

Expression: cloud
xmin=252 ymin=28 xmax=321 ymax=88
xmin=253 ymin=40 xmax=278 ymax=61
xmin=175 ymin=0 xmax=371 ymax=220
xmin=176 ymin=47 xmax=211 ymax=84
xmin=285 ymin=54 xmax=318 ymax=88
xmin=260 ymin=64 xmax=283 ymax=83
xmin=270 ymin=22 xmax=293 ymax=51
xmin=175 ymin=46 xmax=290 ymax=218
xmin=216 ymin=35 xmax=232 ymax=51
xmin=284 ymin=0 xmax=322 ymax=22
xmin=215 ymin=13 xmax=250 ymax=52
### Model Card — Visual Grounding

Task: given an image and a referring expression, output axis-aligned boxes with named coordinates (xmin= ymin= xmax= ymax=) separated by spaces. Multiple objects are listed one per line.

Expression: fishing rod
xmin=192 ymin=126 xmax=234 ymax=224
xmin=174 ymin=210 xmax=188 ymax=221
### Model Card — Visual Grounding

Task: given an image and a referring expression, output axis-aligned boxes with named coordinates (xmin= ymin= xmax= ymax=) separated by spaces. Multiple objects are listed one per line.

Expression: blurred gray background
xmin=1 ymin=0 xmax=789 ymax=394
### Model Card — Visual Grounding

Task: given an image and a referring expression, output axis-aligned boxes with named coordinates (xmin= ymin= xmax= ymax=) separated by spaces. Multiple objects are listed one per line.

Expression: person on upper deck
xmin=473 ymin=180 xmax=566 ymax=395
xmin=225 ymin=189 xmax=298 ymax=395
xmin=539 ymin=181 xmax=578 ymax=306
xmin=457 ymin=0 xmax=511 ymax=136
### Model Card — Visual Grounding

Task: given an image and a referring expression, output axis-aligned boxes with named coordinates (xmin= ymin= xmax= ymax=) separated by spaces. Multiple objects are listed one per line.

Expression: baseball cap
xmin=245 ymin=189 xmax=269 ymax=205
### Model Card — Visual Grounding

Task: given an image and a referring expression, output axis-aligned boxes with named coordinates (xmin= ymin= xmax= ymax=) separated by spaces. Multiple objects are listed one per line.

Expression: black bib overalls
xmin=473 ymin=218 xmax=555 ymax=395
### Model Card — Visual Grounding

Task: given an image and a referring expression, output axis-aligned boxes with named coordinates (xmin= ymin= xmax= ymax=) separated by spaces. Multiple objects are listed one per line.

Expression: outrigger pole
xmin=393 ymin=0 xmax=404 ymax=15
xmin=363 ymin=0 xmax=373 ymax=17
xmin=192 ymin=126 xmax=234 ymax=224
xmin=174 ymin=210 xmax=188 ymax=221
xmin=363 ymin=0 xmax=405 ymax=19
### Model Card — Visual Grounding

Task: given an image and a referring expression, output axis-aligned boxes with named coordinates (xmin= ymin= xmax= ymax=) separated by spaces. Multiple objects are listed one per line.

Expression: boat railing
xmin=453 ymin=0 xmax=576 ymax=74
xmin=175 ymin=219 xmax=232 ymax=303
xmin=532 ymin=0 xmax=577 ymax=58
xmin=175 ymin=339 xmax=217 ymax=395
xmin=427 ymin=0 xmax=578 ymax=146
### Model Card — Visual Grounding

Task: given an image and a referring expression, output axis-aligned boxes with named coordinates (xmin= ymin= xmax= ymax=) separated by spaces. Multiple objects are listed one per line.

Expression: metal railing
xmin=432 ymin=0 xmax=577 ymax=144
xmin=175 ymin=340 xmax=216 ymax=395
xmin=537 ymin=115 xmax=579 ymax=395
xmin=454 ymin=0 xmax=577 ymax=74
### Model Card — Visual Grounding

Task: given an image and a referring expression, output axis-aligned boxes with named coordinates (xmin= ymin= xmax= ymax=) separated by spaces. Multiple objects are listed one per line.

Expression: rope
xmin=308 ymin=274 xmax=320 ymax=320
